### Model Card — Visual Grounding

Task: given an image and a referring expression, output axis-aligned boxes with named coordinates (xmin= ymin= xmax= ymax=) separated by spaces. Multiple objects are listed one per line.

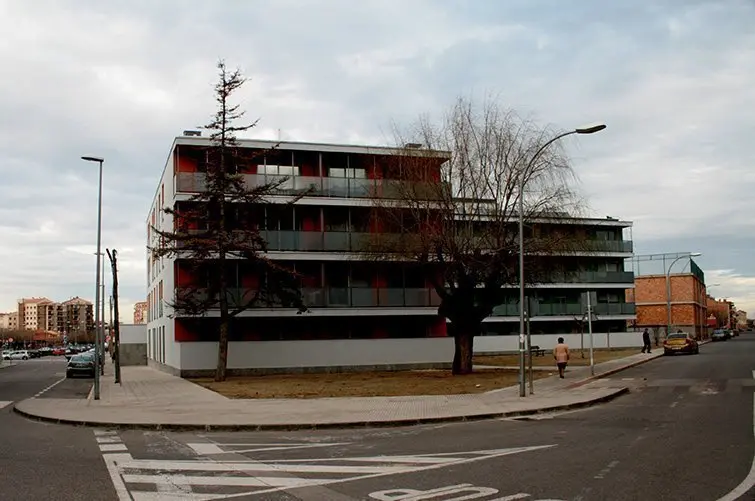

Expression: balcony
xmin=492 ymin=302 xmax=636 ymax=317
xmin=176 ymin=287 xmax=442 ymax=309
xmin=548 ymin=271 xmax=634 ymax=284
xmin=583 ymin=240 xmax=633 ymax=253
xmin=175 ymin=172 xmax=445 ymax=200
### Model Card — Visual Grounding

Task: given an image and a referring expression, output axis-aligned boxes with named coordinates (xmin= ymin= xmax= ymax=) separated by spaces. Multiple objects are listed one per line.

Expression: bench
xmin=529 ymin=345 xmax=546 ymax=357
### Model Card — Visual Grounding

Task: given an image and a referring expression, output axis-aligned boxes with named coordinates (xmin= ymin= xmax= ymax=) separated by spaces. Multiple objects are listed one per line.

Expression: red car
xmin=52 ymin=347 xmax=66 ymax=356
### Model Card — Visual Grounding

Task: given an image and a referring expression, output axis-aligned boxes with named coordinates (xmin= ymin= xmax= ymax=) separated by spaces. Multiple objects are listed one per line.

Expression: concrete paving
xmin=13 ymin=346 xmax=674 ymax=430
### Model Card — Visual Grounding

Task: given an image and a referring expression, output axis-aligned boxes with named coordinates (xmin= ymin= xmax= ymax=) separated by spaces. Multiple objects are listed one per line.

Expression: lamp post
xmin=82 ymin=155 xmax=104 ymax=400
xmin=518 ymin=124 xmax=606 ymax=397
xmin=665 ymin=252 xmax=701 ymax=338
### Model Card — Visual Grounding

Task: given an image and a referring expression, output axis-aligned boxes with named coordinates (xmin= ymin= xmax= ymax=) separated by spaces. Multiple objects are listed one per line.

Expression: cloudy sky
xmin=0 ymin=0 xmax=753 ymax=320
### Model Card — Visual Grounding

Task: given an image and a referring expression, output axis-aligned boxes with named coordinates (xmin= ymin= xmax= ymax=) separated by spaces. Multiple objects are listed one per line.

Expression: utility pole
xmin=106 ymin=249 xmax=121 ymax=384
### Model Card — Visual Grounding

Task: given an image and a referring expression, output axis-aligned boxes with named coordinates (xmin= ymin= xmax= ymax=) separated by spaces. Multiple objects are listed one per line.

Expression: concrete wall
xmin=166 ymin=332 xmax=642 ymax=376
xmin=120 ymin=344 xmax=147 ymax=366
xmin=119 ymin=324 xmax=146 ymax=344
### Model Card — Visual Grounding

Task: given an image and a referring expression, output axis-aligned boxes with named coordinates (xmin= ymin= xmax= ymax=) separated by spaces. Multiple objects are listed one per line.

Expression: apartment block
xmin=54 ymin=297 xmax=95 ymax=340
xmin=17 ymin=297 xmax=55 ymax=331
xmin=133 ymin=301 xmax=148 ymax=324
xmin=0 ymin=312 xmax=16 ymax=330
xmin=735 ymin=310 xmax=748 ymax=329
xmin=627 ymin=258 xmax=708 ymax=339
xmin=147 ymin=135 xmax=636 ymax=376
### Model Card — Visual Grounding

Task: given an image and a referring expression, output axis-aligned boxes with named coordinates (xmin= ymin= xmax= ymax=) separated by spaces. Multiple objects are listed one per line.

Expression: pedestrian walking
xmin=553 ymin=337 xmax=569 ymax=379
xmin=641 ymin=328 xmax=652 ymax=353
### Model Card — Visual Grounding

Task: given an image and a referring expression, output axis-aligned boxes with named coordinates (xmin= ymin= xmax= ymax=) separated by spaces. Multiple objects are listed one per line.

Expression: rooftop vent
xmin=183 ymin=130 xmax=201 ymax=137
xmin=404 ymin=143 xmax=423 ymax=149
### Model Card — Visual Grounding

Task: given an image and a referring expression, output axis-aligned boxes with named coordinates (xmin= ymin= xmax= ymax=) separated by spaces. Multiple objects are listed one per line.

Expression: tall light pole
xmin=665 ymin=252 xmax=701 ymax=337
xmin=82 ymin=155 xmax=104 ymax=400
xmin=518 ymin=124 xmax=606 ymax=397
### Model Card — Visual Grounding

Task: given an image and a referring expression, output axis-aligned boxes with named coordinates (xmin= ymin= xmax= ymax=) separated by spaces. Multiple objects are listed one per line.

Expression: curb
xmin=566 ymin=339 xmax=712 ymax=389
xmin=566 ymin=353 xmax=664 ymax=389
xmin=12 ymin=387 xmax=629 ymax=432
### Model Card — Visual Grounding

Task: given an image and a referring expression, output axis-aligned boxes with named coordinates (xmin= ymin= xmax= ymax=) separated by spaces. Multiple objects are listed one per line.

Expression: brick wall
xmin=627 ymin=274 xmax=708 ymax=338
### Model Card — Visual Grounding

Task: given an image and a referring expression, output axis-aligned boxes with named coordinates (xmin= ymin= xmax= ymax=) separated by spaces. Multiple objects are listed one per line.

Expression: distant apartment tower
xmin=133 ymin=301 xmax=148 ymax=324
xmin=54 ymin=297 xmax=94 ymax=339
xmin=627 ymin=255 xmax=708 ymax=339
xmin=0 ymin=312 xmax=13 ymax=330
xmin=17 ymin=297 xmax=56 ymax=331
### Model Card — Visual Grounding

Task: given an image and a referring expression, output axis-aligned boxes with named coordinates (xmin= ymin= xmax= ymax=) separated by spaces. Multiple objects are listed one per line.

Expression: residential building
xmin=706 ymin=296 xmax=732 ymax=329
xmin=0 ymin=312 xmax=11 ymax=330
xmin=133 ymin=301 xmax=148 ymax=324
xmin=735 ymin=310 xmax=748 ymax=329
xmin=17 ymin=297 xmax=55 ymax=331
xmin=52 ymin=297 xmax=94 ymax=341
xmin=147 ymin=135 xmax=636 ymax=376
xmin=627 ymin=257 xmax=708 ymax=339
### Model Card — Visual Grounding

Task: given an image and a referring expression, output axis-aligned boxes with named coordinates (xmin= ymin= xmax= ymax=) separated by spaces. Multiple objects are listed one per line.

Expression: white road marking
xmin=369 ymin=484 xmax=534 ymax=500
xmin=109 ymin=444 xmax=556 ymax=500
xmin=33 ymin=377 xmax=66 ymax=398
xmin=102 ymin=452 xmax=134 ymax=501
xmin=670 ymin=401 xmax=678 ymax=408
xmin=187 ymin=441 xmax=351 ymax=455
xmin=94 ymin=429 xmax=118 ymax=436
xmin=0 ymin=401 xmax=12 ymax=410
xmin=100 ymin=444 xmax=128 ymax=452
xmin=716 ymin=371 xmax=755 ymax=501
xmin=593 ymin=460 xmax=619 ymax=479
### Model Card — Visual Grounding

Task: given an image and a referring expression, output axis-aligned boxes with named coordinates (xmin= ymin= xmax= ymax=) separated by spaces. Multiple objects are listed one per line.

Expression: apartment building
xmin=133 ymin=301 xmax=148 ymax=324
xmin=147 ymin=135 xmax=636 ymax=376
xmin=706 ymin=296 xmax=732 ymax=329
xmin=627 ymin=257 xmax=708 ymax=339
xmin=17 ymin=297 xmax=56 ymax=331
xmin=54 ymin=297 xmax=94 ymax=340
xmin=0 ymin=312 xmax=17 ymax=330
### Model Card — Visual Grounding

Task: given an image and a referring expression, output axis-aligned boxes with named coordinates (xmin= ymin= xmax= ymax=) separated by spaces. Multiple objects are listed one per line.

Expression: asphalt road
xmin=102 ymin=334 xmax=755 ymax=501
xmin=0 ymin=357 xmax=116 ymax=501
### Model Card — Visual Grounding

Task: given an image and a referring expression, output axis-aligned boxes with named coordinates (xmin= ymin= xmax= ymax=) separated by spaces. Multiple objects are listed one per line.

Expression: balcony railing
xmin=175 ymin=287 xmax=442 ymax=309
xmin=548 ymin=271 xmax=634 ymax=284
xmin=175 ymin=172 xmax=446 ymax=200
xmin=492 ymin=302 xmax=636 ymax=317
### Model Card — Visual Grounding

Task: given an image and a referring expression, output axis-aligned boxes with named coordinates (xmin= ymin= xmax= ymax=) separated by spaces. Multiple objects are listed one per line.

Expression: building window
xmin=328 ymin=167 xmax=366 ymax=179
xmin=259 ymin=164 xmax=300 ymax=176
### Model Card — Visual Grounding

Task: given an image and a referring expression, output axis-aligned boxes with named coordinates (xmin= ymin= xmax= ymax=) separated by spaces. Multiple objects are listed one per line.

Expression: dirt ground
xmin=191 ymin=368 xmax=552 ymax=399
xmin=474 ymin=347 xmax=642 ymax=368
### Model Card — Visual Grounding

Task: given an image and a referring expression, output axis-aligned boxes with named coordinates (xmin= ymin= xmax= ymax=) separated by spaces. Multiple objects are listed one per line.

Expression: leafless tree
xmin=151 ymin=60 xmax=306 ymax=382
xmin=371 ymin=97 xmax=587 ymax=374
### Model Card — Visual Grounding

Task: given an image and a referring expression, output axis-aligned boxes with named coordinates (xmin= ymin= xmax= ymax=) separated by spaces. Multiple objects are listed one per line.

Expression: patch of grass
xmin=191 ymin=368 xmax=552 ymax=399
xmin=474 ymin=347 xmax=642 ymax=368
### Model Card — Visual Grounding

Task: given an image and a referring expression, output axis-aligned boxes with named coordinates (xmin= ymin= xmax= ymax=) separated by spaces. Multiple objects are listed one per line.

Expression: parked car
xmin=66 ymin=354 xmax=96 ymax=378
xmin=663 ymin=332 xmax=699 ymax=355
xmin=7 ymin=350 xmax=31 ymax=360
xmin=730 ymin=329 xmax=740 ymax=337
xmin=711 ymin=329 xmax=730 ymax=342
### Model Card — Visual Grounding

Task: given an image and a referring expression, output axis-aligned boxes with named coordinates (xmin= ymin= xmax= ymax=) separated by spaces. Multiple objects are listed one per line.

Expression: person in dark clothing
xmin=641 ymin=328 xmax=652 ymax=353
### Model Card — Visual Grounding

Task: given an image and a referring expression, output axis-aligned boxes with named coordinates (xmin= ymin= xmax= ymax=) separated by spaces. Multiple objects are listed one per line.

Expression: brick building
xmin=706 ymin=296 xmax=732 ymax=328
xmin=133 ymin=301 xmax=148 ymax=324
xmin=627 ymin=258 xmax=708 ymax=339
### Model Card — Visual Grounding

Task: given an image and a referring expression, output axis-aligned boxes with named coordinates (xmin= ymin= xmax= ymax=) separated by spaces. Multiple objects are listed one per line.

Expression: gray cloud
xmin=0 ymin=0 xmax=753 ymax=318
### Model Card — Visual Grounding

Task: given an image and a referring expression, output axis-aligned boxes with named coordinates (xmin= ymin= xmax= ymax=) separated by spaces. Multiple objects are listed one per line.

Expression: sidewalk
xmin=14 ymin=346 xmax=669 ymax=431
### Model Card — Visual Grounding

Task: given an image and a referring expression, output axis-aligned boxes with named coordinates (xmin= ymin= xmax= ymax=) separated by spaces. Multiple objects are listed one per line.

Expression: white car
xmin=8 ymin=350 xmax=31 ymax=360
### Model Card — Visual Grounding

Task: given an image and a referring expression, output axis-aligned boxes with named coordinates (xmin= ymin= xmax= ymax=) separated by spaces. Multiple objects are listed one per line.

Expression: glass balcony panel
xmin=302 ymin=288 xmax=326 ymax=307
xmin=351 ymin=288 xmax=377 ymax=307
xmin=322 ymin=177 xmax=350 ymax=197
xmin=176 ymin=172 xmax=206 ymax=192
xmin=298 ymin=232 xmax=324 ymax=251
xmin=277 ymin=231 xmax=299 ymax=251
xmin=348 ymin=178 xmax=374 ymax=198
xmin=323 ymin=232 xmax=350 ymax=251
xmin=378 ymin=289 xmax=405 ymax=307
xmin=327 ymin=287 xmax=350 ymax=306
xmin=404 ymin=288 xmax=430 ymax=306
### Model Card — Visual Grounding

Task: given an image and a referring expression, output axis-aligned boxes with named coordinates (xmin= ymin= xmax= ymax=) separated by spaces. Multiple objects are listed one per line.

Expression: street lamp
xmin=82 ymin=155 xmax=104 ymax=401
xmin=517 ymin=124 xmax=606 ymax=397
xmin=665 ymin=252 xmax=701 ymax=338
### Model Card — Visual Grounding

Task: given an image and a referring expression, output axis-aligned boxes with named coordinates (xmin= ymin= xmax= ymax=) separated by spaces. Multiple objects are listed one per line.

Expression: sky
xmin=0 ymin=0 xmax=753 ymax=321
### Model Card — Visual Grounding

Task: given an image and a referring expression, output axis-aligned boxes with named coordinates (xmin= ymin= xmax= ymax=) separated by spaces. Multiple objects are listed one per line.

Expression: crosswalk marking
xmin=101 ymin=432 xmax=557 ymax=501
xmin=0 ymin=401 xmax=12 ymax=410
xmin=187 ymin=441 xmax=350 ymax=455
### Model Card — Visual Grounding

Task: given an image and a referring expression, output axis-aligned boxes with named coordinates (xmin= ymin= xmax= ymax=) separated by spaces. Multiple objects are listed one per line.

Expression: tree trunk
xmin=452 ymin=327 xmax=475 ymax=375
xmin=215 ymin=317 xmax=229 ymax=382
